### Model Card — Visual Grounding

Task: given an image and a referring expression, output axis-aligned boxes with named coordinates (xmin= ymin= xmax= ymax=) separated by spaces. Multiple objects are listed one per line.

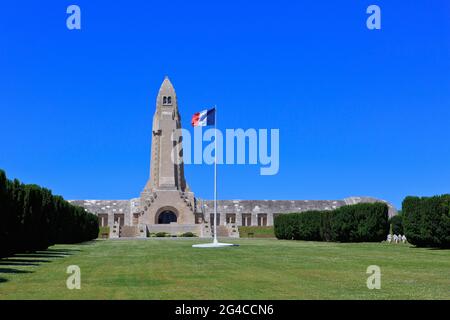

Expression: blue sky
xmin=1 ymin=1 xmax=449 ymax=209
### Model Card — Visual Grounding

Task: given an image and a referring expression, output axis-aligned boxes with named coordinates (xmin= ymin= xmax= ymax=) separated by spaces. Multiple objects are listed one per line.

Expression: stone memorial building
xmin=70 ymin=77 xmax=396 ymax=238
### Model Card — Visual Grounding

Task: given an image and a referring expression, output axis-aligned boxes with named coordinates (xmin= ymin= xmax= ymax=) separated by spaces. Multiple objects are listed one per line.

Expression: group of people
xmin=387 ymin=234 xmax=407 ymax=244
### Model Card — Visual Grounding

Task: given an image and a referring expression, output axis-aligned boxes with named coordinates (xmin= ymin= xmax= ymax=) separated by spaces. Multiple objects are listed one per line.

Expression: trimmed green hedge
xmin=180 ymin=232 xmax=196 ymax=237
xmin=330 ymin=203 xmax=389 ymax=242
xmin=275 ymin=203 xmax=389 ymax=242
xmin=403 ymin=195 xmax=450 ymax=248
xmin=155 ymin=232 xmax=168 ymax=237
xmin=0 ymin=169 xmax=99 ymax=257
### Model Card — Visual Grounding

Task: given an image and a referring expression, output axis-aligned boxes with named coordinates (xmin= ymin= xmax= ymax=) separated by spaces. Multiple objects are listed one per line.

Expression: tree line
xmin=0 ymin=169 xmax=99 ymax=257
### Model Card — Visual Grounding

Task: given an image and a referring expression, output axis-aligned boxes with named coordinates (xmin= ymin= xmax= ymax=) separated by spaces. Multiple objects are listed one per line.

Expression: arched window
xmin=167 ymin=96 xmax=172 ymax=104
xmin=163 ymin=96 xmax=167 ymax=104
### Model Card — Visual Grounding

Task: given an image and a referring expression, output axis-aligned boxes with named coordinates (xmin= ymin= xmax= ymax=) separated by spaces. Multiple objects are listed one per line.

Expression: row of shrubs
xmin=0 ymin=170 xmax=99 ymax=257
xmin=149 ymin=232 xmax=197 ymax=237
xmin=274 ymin=203 xmax=389 ymax=242
xmin=402 ymin=195 xmax=450 ymax=248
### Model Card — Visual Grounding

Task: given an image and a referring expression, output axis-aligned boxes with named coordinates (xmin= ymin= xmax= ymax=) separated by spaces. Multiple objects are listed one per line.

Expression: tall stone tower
xmin=140 ymin=77 xmax=197 ymax=226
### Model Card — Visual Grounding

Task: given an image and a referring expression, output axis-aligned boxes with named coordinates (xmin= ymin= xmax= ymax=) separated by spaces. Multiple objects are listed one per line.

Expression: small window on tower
xmin=162 ymin=96 xmax=172 ymax=105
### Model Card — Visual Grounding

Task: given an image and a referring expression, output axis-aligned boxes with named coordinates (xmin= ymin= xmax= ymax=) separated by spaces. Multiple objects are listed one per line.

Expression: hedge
xmin=274 ymin=213 xmax=297 ymax=240
xmin=275 ymin=203 xmax=389 ymax=242
xmin=0 ymin=169 xmax=99 ymax=257
xmin=403 ymin=195 xmax=450 ymax=248
xmin=180 ymin=232 xmax=197 ymax=237
xmin=330 ymin=203 xmax=389 ymax=242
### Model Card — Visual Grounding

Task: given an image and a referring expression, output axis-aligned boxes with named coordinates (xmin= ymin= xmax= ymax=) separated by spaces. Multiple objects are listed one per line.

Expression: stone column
xmin=108 ymin=212 xmax=114 ymax=227
xmin=125 ymin=205 xmax=132 ymax=226
xmin=267 ymin=213 xmax=274 ymax=226
xmin=236 ymin=212 xmax=242 ymax=226
xmin=251 ymin=213 xmax=258 ymax=226
xmin=220 ymin=212 xmax=226 ymax=226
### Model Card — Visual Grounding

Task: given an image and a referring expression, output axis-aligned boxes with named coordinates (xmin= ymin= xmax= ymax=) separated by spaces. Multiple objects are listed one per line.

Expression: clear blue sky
xmin=1 ymin=1 xmax=449 ymax=209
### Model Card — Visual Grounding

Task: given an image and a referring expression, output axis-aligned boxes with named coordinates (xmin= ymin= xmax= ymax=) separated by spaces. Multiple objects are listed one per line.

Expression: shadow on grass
xmin=1 ymin=258 xmax=51 ymax=263
xmin=0 ymin=268 xmax=33 ymax=274
xmin=407 ymin=245 xmax=450 ymax=251
xmin=0 ymin=249 xmax=79 ymax=264
xmin=0 ymin=258 xmax=51 ymax=267
xmin=45 ymin=248 xmax=82 ymax=253
xmin=0 ymin=262 xmax=40 ymax=267
xmin=73 ymin=240 xmax=98 ymax=246
xmin=27 ymin=248 xmax=83 ymax=257
xmin=0 ymin=247 xmax=82 ymax=283
xmin=13 ymin=253 xmax=70 ymax=258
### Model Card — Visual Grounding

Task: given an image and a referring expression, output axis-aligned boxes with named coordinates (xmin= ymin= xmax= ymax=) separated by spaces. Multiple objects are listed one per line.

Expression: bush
xmin=403 ymin=195 xmax=450 ymax=248
xmin=274 ymin=203 xmax=389 ymax=243
xmin=155 ymin=232 xmax=167 ymax=237
xmin=0 ymin=169 xmax=99 ymax=257
xmin=180 ymin=232 xmax=196 ymax=237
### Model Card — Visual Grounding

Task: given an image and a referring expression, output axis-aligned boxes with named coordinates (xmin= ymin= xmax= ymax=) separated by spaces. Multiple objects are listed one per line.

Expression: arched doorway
xmin=157 ymin=211 xmax=177 ymax=224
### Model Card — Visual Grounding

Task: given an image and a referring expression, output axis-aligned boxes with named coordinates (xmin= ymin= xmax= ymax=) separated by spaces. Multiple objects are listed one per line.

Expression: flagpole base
xmin=192 ymin=242 xmax=239 ymax=248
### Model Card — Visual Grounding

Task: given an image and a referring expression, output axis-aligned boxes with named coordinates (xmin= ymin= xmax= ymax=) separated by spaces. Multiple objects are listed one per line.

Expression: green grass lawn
xmin=238 ymin=226 xmax=275 ymax=238
xmin=0 ymin=239 xmax=449 ymax=299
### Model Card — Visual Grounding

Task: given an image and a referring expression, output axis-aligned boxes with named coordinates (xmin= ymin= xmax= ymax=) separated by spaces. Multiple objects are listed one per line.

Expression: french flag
xmin=191 ymin=108 xmax=216 ymax=127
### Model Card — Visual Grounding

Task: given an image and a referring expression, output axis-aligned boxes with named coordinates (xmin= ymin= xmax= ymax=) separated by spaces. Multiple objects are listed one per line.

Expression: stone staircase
xmin=216 ymin=225 xmax=229 ymax=237
xmin=110 ymin=224 xmax=147 ymax=238
xmin=202 ymin=221 xmax=212 ymax=238
xmin=120 ymin=226 xmax=139 ymax=238
xmin=205 ymin=223 xmax=240 ymax=238
xmin=226 ymin=223 xmax=240 ymax=238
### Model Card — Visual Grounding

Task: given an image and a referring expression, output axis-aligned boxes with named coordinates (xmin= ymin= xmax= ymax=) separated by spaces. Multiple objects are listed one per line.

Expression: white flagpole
xmin=213 ymin=105 xmax=218 ymax=244
xmin=192 ymin=105 xmax=237 ymax=248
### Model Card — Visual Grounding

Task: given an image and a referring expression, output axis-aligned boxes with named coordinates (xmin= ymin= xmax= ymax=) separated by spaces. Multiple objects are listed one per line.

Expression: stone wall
xmin=69 ymin=199 xmax=141 ymax=227
xmin=70 ymin=196 xmax=397 ymax=231
xmin=199 ymin=197 xmax=396 ymax=227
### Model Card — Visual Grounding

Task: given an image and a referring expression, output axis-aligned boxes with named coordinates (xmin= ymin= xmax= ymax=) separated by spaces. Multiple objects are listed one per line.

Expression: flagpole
xmin=192 ymin=105 xmax=237 ymax=248
xmin=213 ymin=105 xmax=218 ymax=244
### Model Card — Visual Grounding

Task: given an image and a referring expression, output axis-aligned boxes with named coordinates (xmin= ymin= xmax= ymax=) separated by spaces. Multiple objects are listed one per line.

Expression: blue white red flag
xmin=191 ymin=108 xmax=216 ymax=127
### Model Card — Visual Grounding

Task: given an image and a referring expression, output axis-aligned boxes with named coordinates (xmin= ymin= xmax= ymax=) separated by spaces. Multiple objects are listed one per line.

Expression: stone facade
xmin=70 ymin=77 xmax=397 ymax=238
